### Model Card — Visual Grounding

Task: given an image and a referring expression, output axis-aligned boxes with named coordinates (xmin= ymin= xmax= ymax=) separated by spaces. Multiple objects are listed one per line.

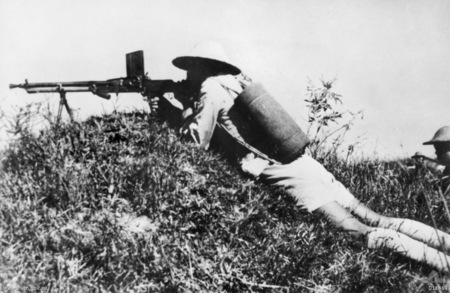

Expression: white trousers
xmin=260 ymin=154 xmax=356 ymax=212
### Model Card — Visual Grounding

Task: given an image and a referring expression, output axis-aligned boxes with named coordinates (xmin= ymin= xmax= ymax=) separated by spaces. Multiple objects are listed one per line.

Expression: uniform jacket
xmin=180 ymin=74 xmax=275 ymax=163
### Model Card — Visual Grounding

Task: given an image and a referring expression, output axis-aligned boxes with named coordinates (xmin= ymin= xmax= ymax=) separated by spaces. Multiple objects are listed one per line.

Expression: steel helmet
xmin=412 ymin=151 xmax=425 ymax=159
xmin=423 ymin=126 xmax=450 ymax=145
xmin=172 ymin=41 xmax=241 ymax=75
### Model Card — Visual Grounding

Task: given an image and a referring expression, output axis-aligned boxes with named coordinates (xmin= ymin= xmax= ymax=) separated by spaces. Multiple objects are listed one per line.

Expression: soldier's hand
xmin=149 ymin=96 xmax=160 ymax=114
xmin=240 ymin=153 xmax=269 ymax=178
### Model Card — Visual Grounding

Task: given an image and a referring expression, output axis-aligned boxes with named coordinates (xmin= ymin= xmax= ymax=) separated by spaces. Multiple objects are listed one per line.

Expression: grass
xmin=0 ymin=110 xmax=449 ymax=292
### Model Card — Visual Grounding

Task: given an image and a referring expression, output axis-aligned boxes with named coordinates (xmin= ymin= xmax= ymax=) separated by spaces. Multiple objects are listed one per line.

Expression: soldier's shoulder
xmin=200 ymin=76 xmax=234 ymax=95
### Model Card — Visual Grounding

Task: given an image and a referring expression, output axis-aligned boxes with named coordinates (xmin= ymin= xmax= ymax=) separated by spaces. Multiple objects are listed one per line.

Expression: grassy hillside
xmin=0 ymin=111 xmax=449 ymax=292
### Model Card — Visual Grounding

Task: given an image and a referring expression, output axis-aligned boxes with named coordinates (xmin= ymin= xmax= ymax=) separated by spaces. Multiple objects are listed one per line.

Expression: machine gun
xmin=9 ymin=51 xmax=177 ymax=123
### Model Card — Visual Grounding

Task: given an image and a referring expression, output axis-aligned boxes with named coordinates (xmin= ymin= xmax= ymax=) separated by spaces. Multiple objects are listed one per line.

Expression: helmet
xmin=412 ymin=151 xmax=425 ymax=159
xmin=423 ymin=126 xmax=450 ymax=145
xmin=172 ymin=41 xmax=241 ymax=75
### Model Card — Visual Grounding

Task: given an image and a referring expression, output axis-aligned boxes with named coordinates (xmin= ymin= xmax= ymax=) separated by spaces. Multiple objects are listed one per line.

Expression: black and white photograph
xmin=1 ymin=0 xmax=449 ymax=292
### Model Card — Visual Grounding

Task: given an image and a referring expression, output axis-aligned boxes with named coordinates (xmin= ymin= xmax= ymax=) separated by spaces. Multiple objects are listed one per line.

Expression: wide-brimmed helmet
xmin=172 ymin=41 xmax=241 ymax=75
xmin=423 ymin=126 xmax=450 ymax=145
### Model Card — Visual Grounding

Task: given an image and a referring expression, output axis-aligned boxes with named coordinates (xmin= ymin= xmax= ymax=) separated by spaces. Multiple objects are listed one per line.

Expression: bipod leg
xmin=57 ymin=90 xmax=74 ymax=123
xmin=56 ymin=97 xmax=64 ymax=124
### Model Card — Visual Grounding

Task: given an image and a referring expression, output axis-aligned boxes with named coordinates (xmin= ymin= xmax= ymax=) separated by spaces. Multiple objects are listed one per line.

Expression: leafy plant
xmin=305 ymin=78 xmax=363 ymax=161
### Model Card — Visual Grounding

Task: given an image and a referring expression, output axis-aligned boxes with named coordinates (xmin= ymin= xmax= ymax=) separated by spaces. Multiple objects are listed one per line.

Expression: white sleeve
xmin=181 ymin=79 xmax=228 ymax=149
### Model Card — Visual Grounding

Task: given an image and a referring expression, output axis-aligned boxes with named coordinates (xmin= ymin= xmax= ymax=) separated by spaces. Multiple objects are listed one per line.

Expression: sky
xmin=1 ymin=0 xmax=449 ymax=159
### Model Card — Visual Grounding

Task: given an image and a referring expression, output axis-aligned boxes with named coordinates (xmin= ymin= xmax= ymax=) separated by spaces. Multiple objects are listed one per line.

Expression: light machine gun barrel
xmin=9 ymin=51 xmax=177 ymax=123
xmin=9 ymin=80 xmax=114 ymax=100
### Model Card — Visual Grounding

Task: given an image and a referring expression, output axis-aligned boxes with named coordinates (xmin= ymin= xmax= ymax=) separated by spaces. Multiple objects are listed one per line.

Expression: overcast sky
xmin=1 ymin=0 xmax=449 ymax=159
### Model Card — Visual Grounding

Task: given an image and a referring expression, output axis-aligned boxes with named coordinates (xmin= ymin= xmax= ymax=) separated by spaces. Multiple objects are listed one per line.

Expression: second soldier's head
xmin=423 ymin=126 xmax=450 ymax=166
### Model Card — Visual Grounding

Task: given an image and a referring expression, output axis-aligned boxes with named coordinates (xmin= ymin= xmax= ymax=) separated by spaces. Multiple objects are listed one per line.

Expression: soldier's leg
xmin=366 ymin=228 xmax=450 ymax=272
xmin=317 ymin=201 xmax=450 ymax=272
xmin=261 ymin=155 xmax=450 ymax=270
xmin=316 ymin=201 xmax=371 ymax=237
xmin=348 ymin=199 xmax=450 ymax=251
